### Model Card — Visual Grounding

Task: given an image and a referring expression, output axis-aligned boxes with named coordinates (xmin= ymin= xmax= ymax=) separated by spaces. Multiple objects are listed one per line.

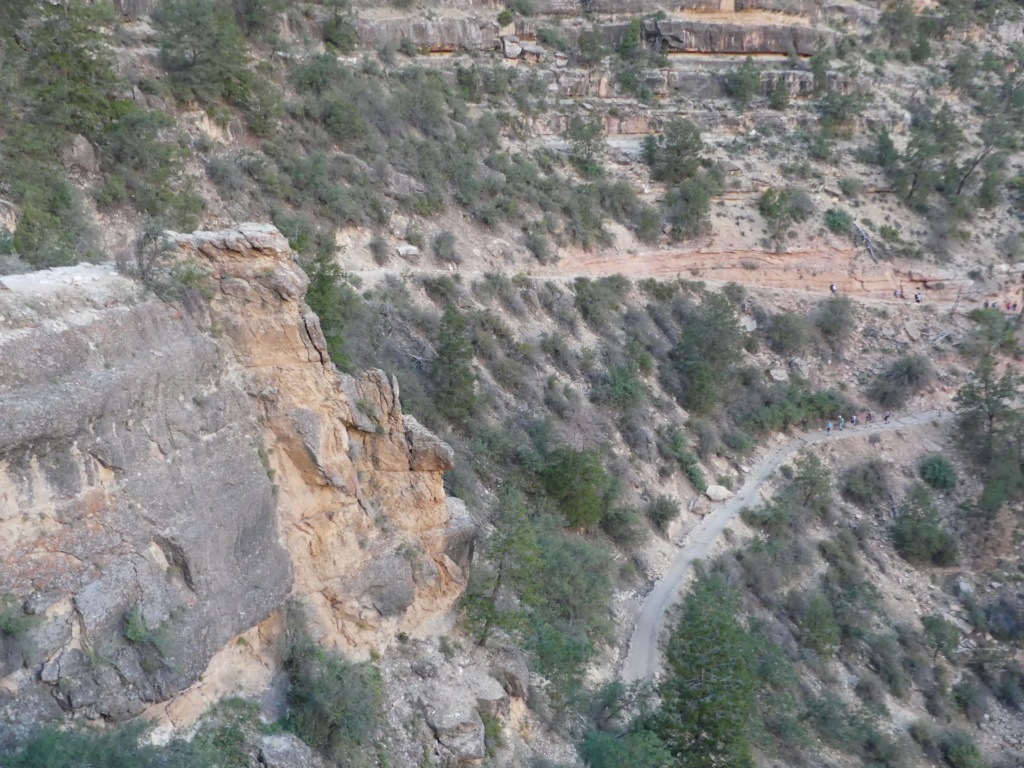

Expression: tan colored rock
xmin=706 ymin=484 xmax=734 ymax=502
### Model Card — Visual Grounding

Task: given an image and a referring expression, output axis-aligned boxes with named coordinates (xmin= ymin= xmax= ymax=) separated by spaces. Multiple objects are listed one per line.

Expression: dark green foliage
xmin=765 ymin=312 xmax=812 ymax=356
xmin=642 ymin=119 xmax=704 ymax=185
xmin=462 ymin=483 xmax=542 ymax=642
xmin=0 ymin=1 xmax=199 ymax=267
xmin=759 ymin=187 xmax=814 ymax=242
xmin=601 ymin=505 xmax=645 ymax=548
xmin=664 ymin=172 xmax=720 ymax=240
xmin=668 ymin=292 xmax=743 ymax=414
xmin=892 ymin=484 xmax=956 ymax=566
xmin=646 ymin=495 xmax=681 ymax=534
xmin=943 ymin=729 xmax=985 ymax=768
xmin=432 ymin=230 xmax=459 ymax=263
xmin=769 ymin=77 xmax=789 ymax=110
xmin=921 ymin=615 xmax=960 ymax=662
xmin=282 ymin=606 xmax=382 ymax=765
xmin=302 ymin=248 xmax=364 ymax=371
xmin=824 ymin=207 xmax=853 ymax=235
xmin=430 ymin=304 xmax=477 ymax=425
xmin=814 ymin=295 xmax=855 ymax=351
xmin=919 ymin=455 xmax=956 ymax=490
xmin=154 ymin=0 xmax=252 ymax=107
xmin=580 ymin=730 xmax=672 ymax=768
xmin=656 ymin=575 xmax=756 ymax=768
xmin=590 ymin=362 xmax=646 ymax=410
xmin=725 ymin=55 xmax=760 ymax=111
xmin=3 ymin=721 xmax=210 ymax=768
xmin=0 ymin=595 xmax=35 ymax=641
xmin=657 ymin=427 xmax=707 ymax=491
xmin=574 ymin=275 xmax=630 ymax=330
xmin=541 ymin=448 xmax=611 ymax=528
xmin=565 ymin=112 xmax=606 ymax=177
xmin=869 ymin=354 xmax=932 ymax=409
xmin=842 ymin=460 xmax=889 ymax=508
xmin=788 ymin=589 xmax=840 ymax=658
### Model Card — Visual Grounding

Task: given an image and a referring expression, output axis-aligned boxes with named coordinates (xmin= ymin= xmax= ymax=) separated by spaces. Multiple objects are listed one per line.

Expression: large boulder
xmin=706 ymin=484 xmax=735 ymax=502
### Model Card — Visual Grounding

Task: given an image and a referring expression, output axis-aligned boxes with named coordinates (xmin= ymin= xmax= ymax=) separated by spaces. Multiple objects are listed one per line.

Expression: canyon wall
xmin=0 ymin=225 xmax=473 ymax=742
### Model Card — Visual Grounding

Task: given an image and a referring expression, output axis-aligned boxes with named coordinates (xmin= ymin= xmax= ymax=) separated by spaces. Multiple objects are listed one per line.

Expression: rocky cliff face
xmin=0 ymin=225 xmax=473 ymax=741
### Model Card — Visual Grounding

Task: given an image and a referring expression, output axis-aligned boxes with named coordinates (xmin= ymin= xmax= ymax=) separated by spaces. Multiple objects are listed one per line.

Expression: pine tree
xmin=769 ymin=76 xmax=789 ymax=110
xmin=430 ymin=303 xmax=477 ymax=425
xmin=655 ymin=574 xmax=756 ymax=767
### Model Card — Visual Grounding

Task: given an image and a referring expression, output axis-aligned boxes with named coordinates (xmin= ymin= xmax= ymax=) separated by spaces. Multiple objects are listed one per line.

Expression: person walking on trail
xmin=838 ymin=415 xmax=844 ymax=431
xmin=831 ymin=284 xmax=837 ymax=295
xmin=984 ymin=301 xmax=990 ymax=309
xmin=893 ymin=290 xmax=899 ymax=299
xmin=915 ymin=293 xmax=922 ymax=303
xmin=866 ymin=412 xmax=873 ymax=425
xmin=884 ymin=410 xmax=891 ymax=424
xmin=826 ymin=421 xmax=833 ymax=435
xmin=850 ymin=414 xmax=857 ymax=426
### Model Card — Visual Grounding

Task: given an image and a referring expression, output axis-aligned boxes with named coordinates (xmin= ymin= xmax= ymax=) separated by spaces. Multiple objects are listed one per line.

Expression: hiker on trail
xmin=893 ymin=290 xmax=899 ymax=299
xmin=838 ymin=415 xmax=844 ymax=430
xmin=985 ymin=301 xmax=990 ymax=309
xmin=866 ymin=412 xmax=874 ymax=424
xmin=831 ymin=283 xmax=837 ymax=295
xmin=851 ymin=414 xmax=857 ymax=426
xmin=915 ymin=293 xmax=922 ymax=303
xmin=884 ymin=410 xmax=891 ymax=424
xmin=827 ymin=421 xmax=833 ymax=434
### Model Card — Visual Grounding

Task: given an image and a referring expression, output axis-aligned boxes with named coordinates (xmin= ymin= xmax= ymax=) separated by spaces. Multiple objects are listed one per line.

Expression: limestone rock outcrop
xmin=0 ymin=225 xmax=475 ymax=740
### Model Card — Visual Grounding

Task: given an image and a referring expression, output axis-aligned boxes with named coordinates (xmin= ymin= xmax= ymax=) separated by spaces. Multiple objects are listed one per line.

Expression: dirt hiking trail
xmin=620 ymin=408 xmax=953 ymax=683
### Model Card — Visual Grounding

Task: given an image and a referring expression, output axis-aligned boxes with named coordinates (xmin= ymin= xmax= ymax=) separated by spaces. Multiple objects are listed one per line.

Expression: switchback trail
xmin=619 ymin=409 xmax=952 ymax=683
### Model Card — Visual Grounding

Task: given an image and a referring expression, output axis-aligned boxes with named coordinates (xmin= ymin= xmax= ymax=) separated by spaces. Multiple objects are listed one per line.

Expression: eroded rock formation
xmin=0 ymin=225 xmax=474 ymax=740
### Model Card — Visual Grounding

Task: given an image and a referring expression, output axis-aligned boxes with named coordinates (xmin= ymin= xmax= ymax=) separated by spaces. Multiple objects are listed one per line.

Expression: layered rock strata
xmin=0 ymin=225 xmax=473 ymax=741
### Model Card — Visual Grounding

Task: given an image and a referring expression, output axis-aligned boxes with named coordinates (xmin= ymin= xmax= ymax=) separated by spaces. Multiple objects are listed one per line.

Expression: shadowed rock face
xmin=0 ymin=225 xmax=474 ymax=741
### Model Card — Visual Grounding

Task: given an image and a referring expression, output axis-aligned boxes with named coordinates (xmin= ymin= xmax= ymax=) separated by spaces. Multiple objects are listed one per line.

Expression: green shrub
xmin=657 ymin=427 xmax=708 ymax=491
xmin=368 ymin=234 xmax=389 ymax=265
xmin=842 ymin=460 xmax=889 ymax=508
xmin=3 ymin=721 xmax=210 ymax=768
xmin=765 ymin=312 xmax=812 ymax=356
xmin=759 ymin=187 xmax=814 ymax=241
xmin=788 ymin=589 xmax=840 ymax=657
xmin=601 ymin=505 xmax=645 ymax=548
xmin=647 ymin=495 xmax=681 ymax=534
xmin=642 ymin=119 xmax=704 ymax=185
xmin=432 ymin=230 xmax=460 ymax=264
xmin=943 ymin=730 xmax=985 ymax=768
xmin=665 ymin=172 xmax=720 ymax=240
xmin=497 ymin=9 xmax=514 ymax=25
xmin=541 ymin=448 xmax=612 ymax=529
xmin=814 ymin=295 xmax=855 ymax=350
xmin=725 ymin=55 xmax=760 ymax=111
xmin=869 ymin=354 xmax=932 ymax=409
xmin=574 ymin=275 xmax=630 ymax=330
xmin=919 ymin=455 xmax=956 ymax=490
xmin=282 ymin=605 xmax=382 ymax=765
xmin=892 ymin=484 xmax=956 ymax=566
xmin=590 ymin=363 xmax=646 ymax=410
xmin=824 ymin=207 xmax=853 ymax=235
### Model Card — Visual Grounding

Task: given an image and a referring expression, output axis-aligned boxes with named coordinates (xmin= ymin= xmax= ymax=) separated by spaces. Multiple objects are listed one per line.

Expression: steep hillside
xmin=4 ymin=0 xmax=1024 ymax=767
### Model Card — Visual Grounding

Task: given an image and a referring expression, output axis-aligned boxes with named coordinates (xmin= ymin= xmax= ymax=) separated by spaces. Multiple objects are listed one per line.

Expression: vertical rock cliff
xmin=0 ymin=225 xmax=474 ymax=740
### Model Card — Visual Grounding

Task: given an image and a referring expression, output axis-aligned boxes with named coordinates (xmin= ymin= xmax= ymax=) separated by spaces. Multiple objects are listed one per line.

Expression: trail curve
xmin=619 ymin=409 xmax=952 ymax=683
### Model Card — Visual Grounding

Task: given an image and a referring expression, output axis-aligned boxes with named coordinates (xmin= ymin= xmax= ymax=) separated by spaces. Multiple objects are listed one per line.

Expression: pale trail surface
xmin=620 ymin=409 xmax=952 ymax=683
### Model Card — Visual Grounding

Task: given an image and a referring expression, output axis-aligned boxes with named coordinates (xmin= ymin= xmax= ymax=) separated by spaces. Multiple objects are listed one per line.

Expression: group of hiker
xmin=826 ymin=411 xmax=890 ymax=434
xmin=983 ymin=301 xmax=1019 ymax=312
xmin=830 ymin=284 xmax=924 ymax=303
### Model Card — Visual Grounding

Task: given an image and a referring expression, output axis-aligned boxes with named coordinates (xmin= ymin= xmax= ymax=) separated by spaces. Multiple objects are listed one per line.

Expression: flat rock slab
xmin=705 ymin=484 xmax=734 ymax=502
